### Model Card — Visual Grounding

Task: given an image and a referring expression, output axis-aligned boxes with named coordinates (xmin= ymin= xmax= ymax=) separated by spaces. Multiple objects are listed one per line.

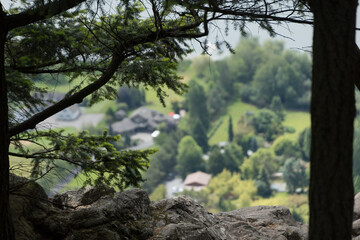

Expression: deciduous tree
xmin=176 ymin=136 xmax=205 ymax=179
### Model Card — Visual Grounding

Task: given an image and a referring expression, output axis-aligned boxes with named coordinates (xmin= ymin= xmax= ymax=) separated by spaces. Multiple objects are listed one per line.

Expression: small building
xmin=34 ymin=92 xmax=82 ymax=121
xmin=111 ymin=107 xmax=175 ymax=135
xmin=184 ymin=171 xmax=212 ymax=192
xmin=56 ymin=104 xmax=82 ymax=121
xmin=111 ymin=118 xmax=138 ymax=135
xmin=115 ymin=109 xmax=126 ymax=121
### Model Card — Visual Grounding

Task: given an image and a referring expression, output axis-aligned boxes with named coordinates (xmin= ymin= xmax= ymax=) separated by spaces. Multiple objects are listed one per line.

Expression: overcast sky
xmin=2 ymin=0 xmax=360 ymax=59
xmin=188 ymin=21 xmax=314 ymax=59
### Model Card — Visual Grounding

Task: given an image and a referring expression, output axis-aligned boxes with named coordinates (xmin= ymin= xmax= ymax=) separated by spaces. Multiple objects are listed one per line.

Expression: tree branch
xmin=8 ymin=13 xmax=212 ymax=137
xmin=9 ymin=52 xmax=123 ymax=137
xmin=5 ymin=0 xmax=86 ymax=30
xmin=203 ymin=7 xmax=313 ymax=25
xmin=6 ymin=65 xmax=105 ymax=74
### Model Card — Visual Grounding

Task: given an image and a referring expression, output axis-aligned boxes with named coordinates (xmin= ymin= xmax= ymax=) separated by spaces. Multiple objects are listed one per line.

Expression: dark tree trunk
xmin=310 ymin=0 xmax=357 ymax=239
xmin=0 ymin=9 xmax=15 ymax=240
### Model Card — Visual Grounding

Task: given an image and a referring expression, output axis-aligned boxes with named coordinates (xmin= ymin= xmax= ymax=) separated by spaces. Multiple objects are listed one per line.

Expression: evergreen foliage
xmin=222 ymin=142 xmax=244 ymax=173
xmin=3 ymin=0 xmax=223 ymax=200
xmin=228 ymin=115 xmax=234 ymax=142
xmin=270 ymin=96 xmax=286 ymax=121
xmin=206 ymin=146 xmax=224 ymax=175
xmin=283 ymin=158 xmax=307 ymax=193
xmin=252 ymin=109 xmax=283 ymax=141
xmin=228 ymin=39 xmax=312 ymax=109
xmin=273 ymin=137 xmax=301 ymax=158
xmin=298 ymin=127 xmax=311 ymax=162
xmin=117 ymin=86 xmax=145 ymax=109
xmin=191 ymin=119 xmax=209 ymax=153
xmin=255 ymin=167 xmax=272 ymax=198
xmin=186 ymin=80 xmax=210 ymax=131
xmin=241 ymin=148 xmax=277 ymax=179
xmin=142 ymin=132 xmax=179 ymax=193
xmin=176 ymin=136 xmax=205 ymax=179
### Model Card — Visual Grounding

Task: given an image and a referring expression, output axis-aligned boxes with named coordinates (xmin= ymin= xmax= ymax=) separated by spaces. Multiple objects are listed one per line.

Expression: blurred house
xmin=111 ymin=107 xmax=175 ymax=135
xmin=114 ymin=109 xmax=126 ymax=121
xmin=184 ymin=171 xmax=212 ymax=192
xmin=56 ymin=104 xmax=81 ymax=121
xmin=34 ymin=92 xmax=81 ymax=121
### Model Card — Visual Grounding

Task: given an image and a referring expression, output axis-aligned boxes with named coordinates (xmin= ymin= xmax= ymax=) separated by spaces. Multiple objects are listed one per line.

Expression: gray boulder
xmin=10 ymin=176 xmax=309 ymax=240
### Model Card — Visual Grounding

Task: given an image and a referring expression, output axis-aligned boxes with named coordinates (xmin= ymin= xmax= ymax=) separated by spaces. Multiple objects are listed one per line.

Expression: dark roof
xmin=130 ymin=107 xmax=173 ymax=123
xmin=111 ymin=107 xmax=176 ymax=135
xmin=111 ymin=118 xmax=137 ymax=134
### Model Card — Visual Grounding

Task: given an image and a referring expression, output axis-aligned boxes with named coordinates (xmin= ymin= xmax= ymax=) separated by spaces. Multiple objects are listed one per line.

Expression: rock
xmin=151 ymin=196 xmax=232 ymax=239
xmin=9 ymin=174 xmax=50 ymax=240
xmin=53 ymin=184 xmax=115 ymax=209
xmin=10 ymin=175 xmax=309 ymax=240
xmin=355 ymin=192 xmax=360 ymax=220
xmin=354 ymin=219 xmax=360 ymax=236
xmin=216 ymin=206 xmax=308 ymax=240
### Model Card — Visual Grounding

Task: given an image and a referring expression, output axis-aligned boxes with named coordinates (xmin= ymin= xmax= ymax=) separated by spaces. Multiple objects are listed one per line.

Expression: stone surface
xmin=217 ymin=206 xmax=307 ymax=240
xmin=10 ymin=175 xmax=311 ymax=240
xmin=355 ymin=192 xmax=360 ymax=220
xmin=354 ymin=219 xmax=360 ymax=236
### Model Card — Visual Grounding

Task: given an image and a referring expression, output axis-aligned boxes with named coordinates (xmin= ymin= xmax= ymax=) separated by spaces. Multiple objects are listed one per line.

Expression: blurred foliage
xmin=176 ymin=136 xmax=205 ymax=179
xmin=149 ymin=184 xmax=166 ymax=201
xmin=182 ymin=170 xmax=257 ymax=212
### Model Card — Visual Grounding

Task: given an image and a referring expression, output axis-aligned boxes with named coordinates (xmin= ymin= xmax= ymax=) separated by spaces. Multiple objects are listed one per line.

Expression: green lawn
xmin=83 ymin=100 xmax=117 ymax=114
xmin=283 ymin=111 xmax=311 ymax=140
xmin=9 ymin=126 xmax=78 ymax=190
xmin=35 ymin=75 xmax=86 ymax=94
xmin=144 ymin=86 xmax=184 ymax=114
xmin=208 ymin=100 xmax=311 ymax=145
xmin=209 ymin=100 xmax=259 ymax=145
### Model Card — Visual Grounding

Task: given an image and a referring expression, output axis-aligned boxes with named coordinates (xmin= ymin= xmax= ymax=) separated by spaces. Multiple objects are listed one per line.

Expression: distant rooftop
xmin=184 ymin=171 xmax=212 ymax=187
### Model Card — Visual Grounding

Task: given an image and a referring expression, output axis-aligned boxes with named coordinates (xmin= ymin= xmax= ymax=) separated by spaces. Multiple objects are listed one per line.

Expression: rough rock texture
xmin=10 ymin=176 xmax=309 ymax=240
xmin=354 ymin=192 xmax=360 ymax=239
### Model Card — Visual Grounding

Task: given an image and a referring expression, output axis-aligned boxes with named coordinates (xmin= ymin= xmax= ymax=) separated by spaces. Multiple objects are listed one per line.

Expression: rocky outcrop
xmin=10 ymin=175 xmax=308 ymax=240
xmin=353 ymin=192 xmax=360 ymax=239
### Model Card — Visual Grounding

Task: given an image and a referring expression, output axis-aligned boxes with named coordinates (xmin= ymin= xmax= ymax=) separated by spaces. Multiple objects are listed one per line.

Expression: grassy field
xmin=208 ymin=100 xmax=311 ymax=145
xmin=209 ymin=100 xmax=259 ymax=145
xmin=251 ymin=192 xmax=309 ymax=223
xmin=283 ymin=111 xmax=311 ymax=140
xmin=83 ymin=100 xmax=117 ymax=114
xmin=9 ymin=126 xmax=78 ymax=191
xmin=35 ymin=75 xmax=86 ymax=94
xmin=144 ymin=86 xmax=185 ymax=114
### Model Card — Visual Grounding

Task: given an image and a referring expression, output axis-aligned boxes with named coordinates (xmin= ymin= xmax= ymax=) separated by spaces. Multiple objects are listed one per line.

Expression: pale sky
xmin=2 ymin=0 xmax=360 ymax=59
xmin=188 ymin=21 xmax=314 ymax=59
